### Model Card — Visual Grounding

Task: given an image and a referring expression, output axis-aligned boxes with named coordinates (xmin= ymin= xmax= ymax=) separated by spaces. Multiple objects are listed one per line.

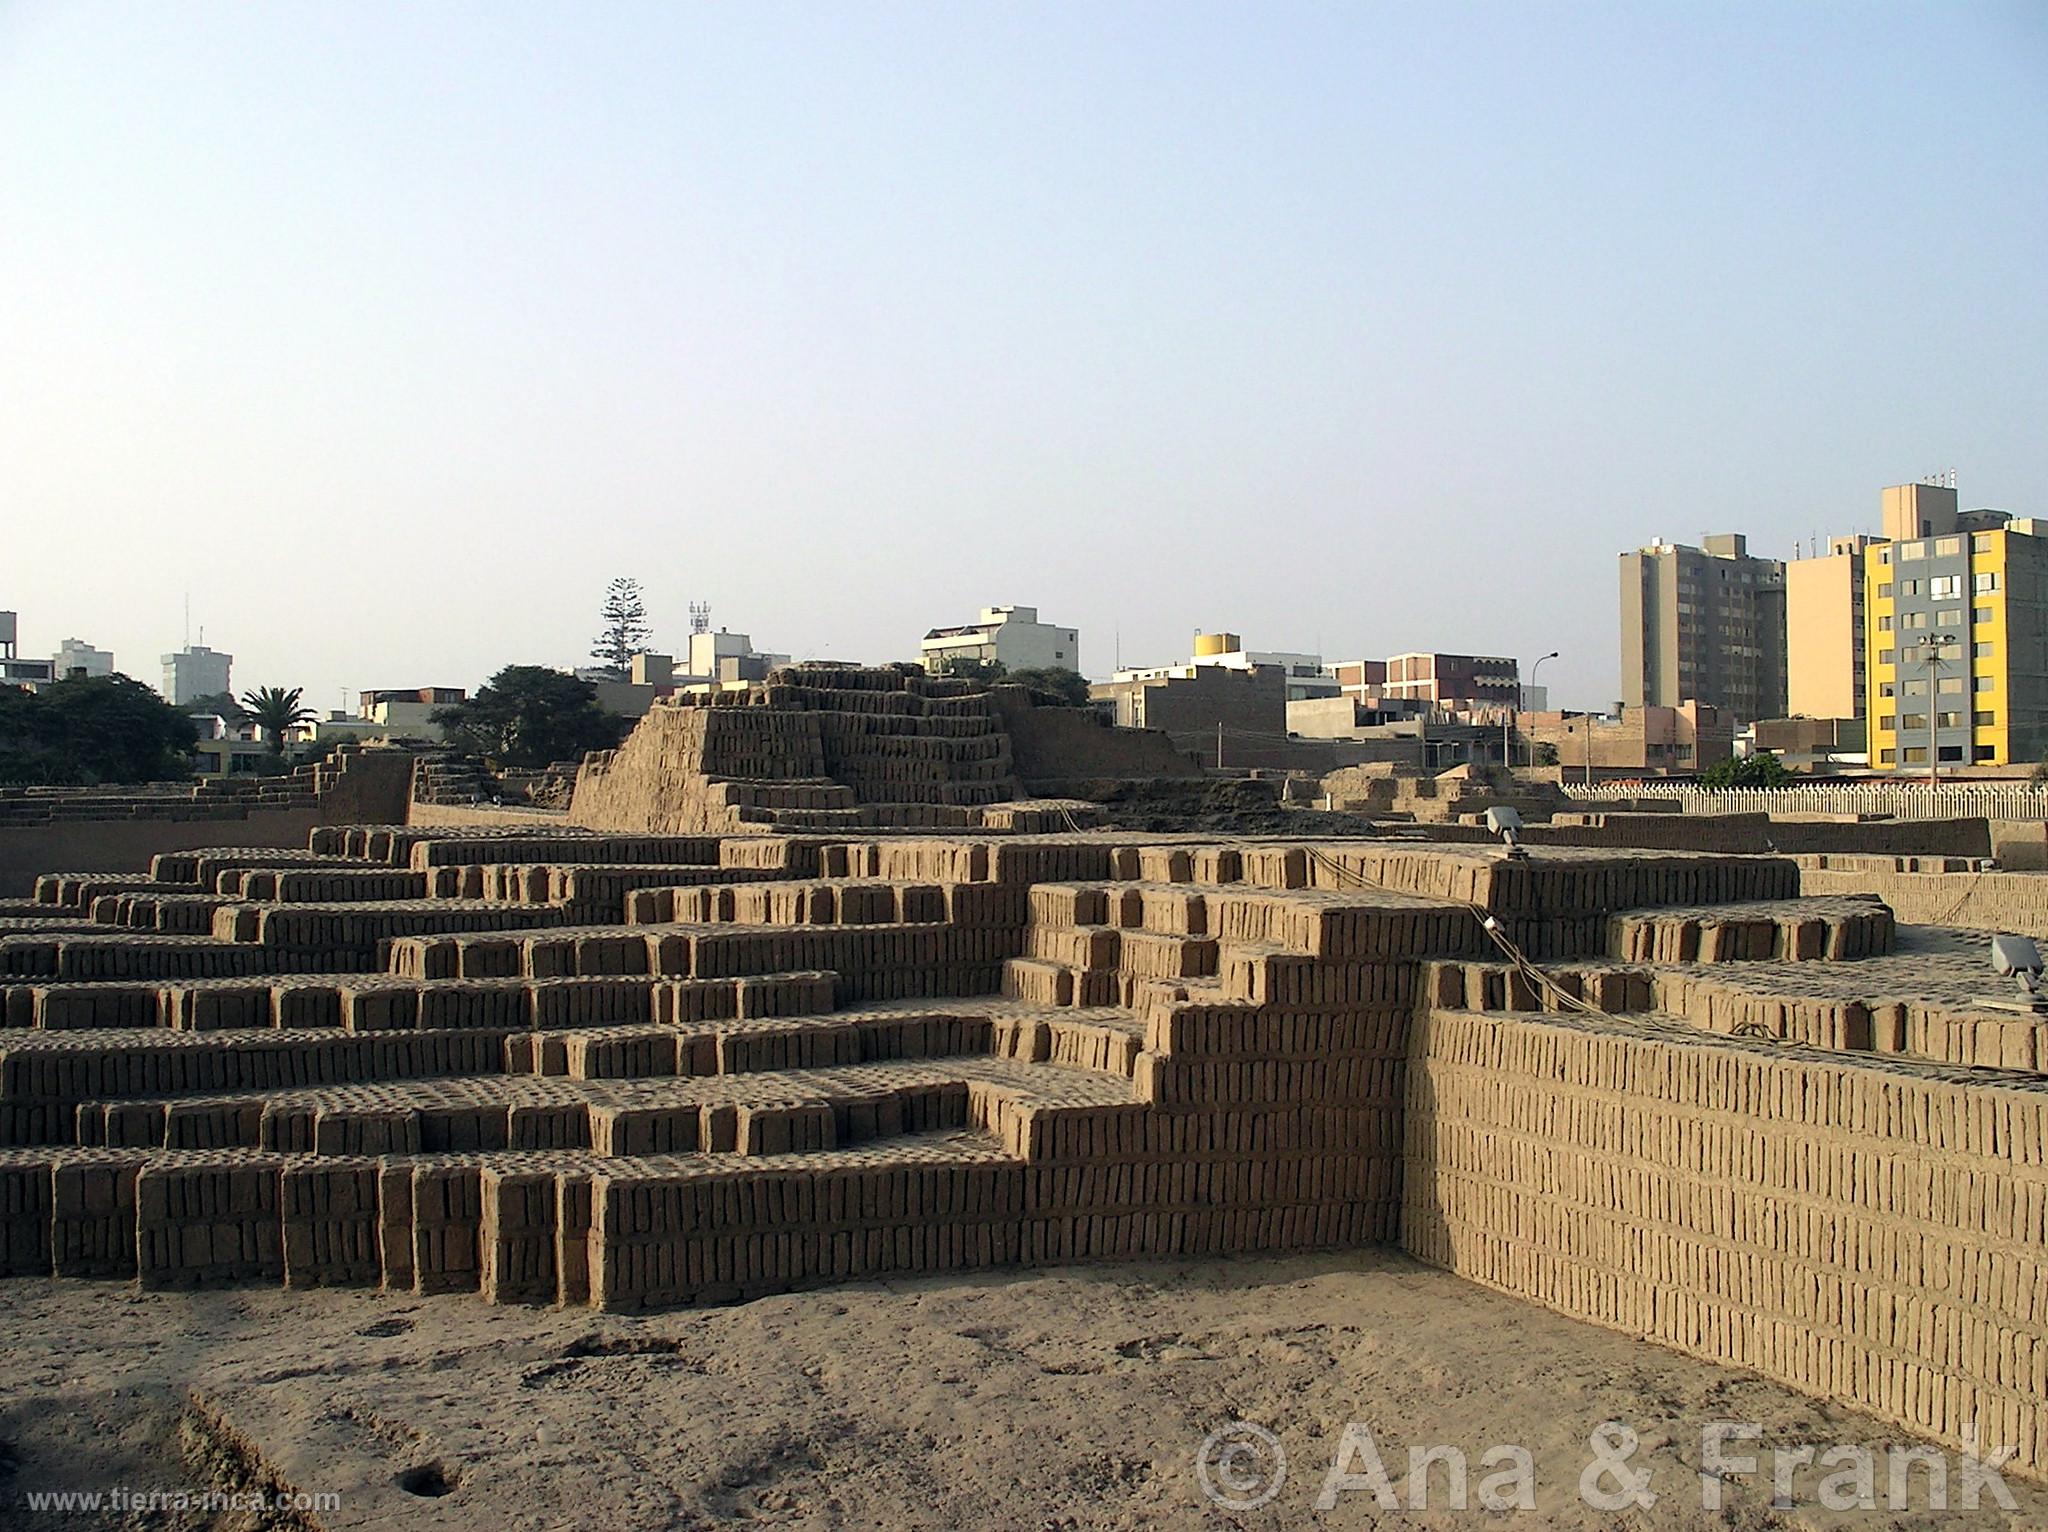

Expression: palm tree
xmin=239 ymin=685 xmax=317 ymax=751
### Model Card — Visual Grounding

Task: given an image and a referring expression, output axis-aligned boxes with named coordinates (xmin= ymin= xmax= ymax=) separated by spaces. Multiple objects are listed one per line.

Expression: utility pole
xmin=1216 ymin=721 xmax=1224 ymax=770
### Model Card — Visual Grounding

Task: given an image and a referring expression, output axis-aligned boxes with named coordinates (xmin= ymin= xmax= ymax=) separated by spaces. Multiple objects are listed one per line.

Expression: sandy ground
xmin=1 ymin=1252 xmax=2040 ymax=1532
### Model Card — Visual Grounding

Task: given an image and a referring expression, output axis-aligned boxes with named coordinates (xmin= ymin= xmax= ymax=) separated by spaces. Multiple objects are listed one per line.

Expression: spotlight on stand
xmin=1485 ymin=806 xmax=1527 ymax=860
xmin=1989 ymin=933 xmax=2048 ymax=1014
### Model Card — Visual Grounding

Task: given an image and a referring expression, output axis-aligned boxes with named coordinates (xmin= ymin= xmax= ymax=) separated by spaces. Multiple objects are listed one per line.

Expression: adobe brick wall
xmin=1405 ymin=1008 xmax=2047 ymax=1475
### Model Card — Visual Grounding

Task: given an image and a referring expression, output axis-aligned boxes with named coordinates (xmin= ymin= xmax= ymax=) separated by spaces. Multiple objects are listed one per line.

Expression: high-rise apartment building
xmin=1863 ymin=484 xmax=2048 ymax=770
xmin=1619 ymin=533 xmax=1787 ymax=724
xmin=161 ymin=644 xmax=233 ymax=705
xmin=1785 ymin=536 xmax=1875 ymax=720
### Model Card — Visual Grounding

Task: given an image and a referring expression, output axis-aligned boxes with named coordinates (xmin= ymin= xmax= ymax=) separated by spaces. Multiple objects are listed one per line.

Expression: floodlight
xmin=1485 ymin=805 xmax=1526 ymax=859
xmin=1990 ymin=933 xmax=2047 ymax=1012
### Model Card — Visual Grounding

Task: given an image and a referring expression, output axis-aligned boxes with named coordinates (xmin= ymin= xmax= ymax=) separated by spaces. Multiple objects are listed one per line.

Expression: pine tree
xmin=590 ymin=578 xmax=651 ymax=680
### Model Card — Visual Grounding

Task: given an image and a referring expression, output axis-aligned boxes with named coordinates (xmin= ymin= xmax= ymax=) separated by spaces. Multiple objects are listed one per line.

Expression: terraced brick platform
xmin=2 ymin=824 xmax=2044 ymax=1477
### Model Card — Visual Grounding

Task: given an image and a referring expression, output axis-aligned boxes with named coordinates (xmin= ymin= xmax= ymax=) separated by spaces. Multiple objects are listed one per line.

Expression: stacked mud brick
xmin=0 ymin=820 xmax=2043 ymax=1477
xmin=1801 ymin=858 xmax=2048 ymax=940
xmin=569 ymin=664 xmax=1052 ymax=836
xmin=1406 ymin=1011 xmax=2047 ymax=1477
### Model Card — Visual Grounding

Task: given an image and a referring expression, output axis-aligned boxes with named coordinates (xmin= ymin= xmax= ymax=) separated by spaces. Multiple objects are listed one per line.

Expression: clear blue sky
xmin=4 ymin=2 xmax=2043 ymax=711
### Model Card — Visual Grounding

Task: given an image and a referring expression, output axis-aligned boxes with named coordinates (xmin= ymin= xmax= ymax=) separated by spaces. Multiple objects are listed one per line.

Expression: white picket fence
xmin=1569 ymin=781 xmax=2048 ymax=822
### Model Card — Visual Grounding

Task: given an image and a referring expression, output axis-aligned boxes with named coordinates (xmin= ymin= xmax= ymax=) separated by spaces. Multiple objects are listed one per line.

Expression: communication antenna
xmin=184 ymin=591 xmax=190 ymax=650
xmin=689 ymin=602 xmax=711 ymax=635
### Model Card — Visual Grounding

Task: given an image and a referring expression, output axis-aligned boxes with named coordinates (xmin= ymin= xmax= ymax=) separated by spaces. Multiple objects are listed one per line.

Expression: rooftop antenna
xmin=183 ymin=591 xmax=190 ymax=650
xmin=689 ymin=602 xmax=711 ymax=635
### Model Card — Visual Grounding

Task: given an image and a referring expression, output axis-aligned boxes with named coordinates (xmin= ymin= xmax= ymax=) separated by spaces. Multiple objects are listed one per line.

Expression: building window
xmin=1976 ymin=676 xmax=1994 ymax=692
xmin=1904 ymin=746 xmax=1928 ymax=763
xmin=1903 ymin=680 xmax=1927 ymax=696
xmin=1900 ymin=714 xmax=1926 ymax=731
xmin=1939 ymin=745 xmax=1965 ymax=761
xmin=1877 ymin=582 xmax=1894 ymax=598
xmin=1880 ymin=748 xmax=1896 ymax=763
xmin=1901 ymin=579 xmax=1921 ymax=596
xmin=1973 ymin=533 xmax=1994 ymax=552
xmin=1975 ymin=710 xmax=1997 ymax=726
xmin=1974 ymin=606 xmax=1992 ymax=624
xmin=1939 ymin=676 xmax=1964 ymax=693
xmin=1937 ymin=711 xmax=1962 ymax=728
xmin=1879 ymin=682 xmax=1896 ymax=698
xmin=1878 ymin=615 xmax=1893 ymax=631
xmin=1878 ymin=547 xmax=1891 ymax=564
xmin=1975 ymin=642 xmax=1996 ymax=658
xmin=1900 ymin=541 xmax=1927 ymax=561
xmin=1904 ymin=612 xmax=1929 ymax=629
xmin=1974 ymin=571 xmax=2001 ymax=592
xmin=1876 ymin=714 xmax=1895 ymax=731
xmin=1937 ymin=609 xmax=1964 ymax=626
xmin=1936 ymin=536 xmax=1963 ymax=556
xmin=1878 ymin=649 xmax=1896 ymax=665
xmin=1930 ymin=574 xmax=1962 ymax=599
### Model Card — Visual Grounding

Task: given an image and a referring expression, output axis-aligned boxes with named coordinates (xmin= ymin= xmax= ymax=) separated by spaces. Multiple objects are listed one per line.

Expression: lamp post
xmin=1920 ymin=632 xmax=1960 ymax=783
xmin=1521 ymin=651 xmax=1559 ymax=768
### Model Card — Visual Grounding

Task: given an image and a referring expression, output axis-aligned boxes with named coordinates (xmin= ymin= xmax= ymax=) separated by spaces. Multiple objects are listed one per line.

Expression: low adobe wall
xmin=0 ymin=808 xmax=324 ymax=899
xmin=1406 ymin=1008 xmax=2047 ymax=1477
xmin=0 ymin=752 xmax=412 ymax=899
xmin=1801 ymin=864 xmax=2048 ymax=938
xmin=1536 ymin=811 xmax=1992 ymax=858
xmin=991 ymin=690 xmax=1204 ymax=785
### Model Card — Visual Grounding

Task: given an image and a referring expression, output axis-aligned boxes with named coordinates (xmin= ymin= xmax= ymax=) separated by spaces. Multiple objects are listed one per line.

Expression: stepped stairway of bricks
xmin=5 ymin=823 xmax=2044 ymax=1475
xmin=0 ymin=824 xmax=1889 ymax=1308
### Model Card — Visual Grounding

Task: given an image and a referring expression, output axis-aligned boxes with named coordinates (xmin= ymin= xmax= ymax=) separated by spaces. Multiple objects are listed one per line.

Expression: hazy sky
xmin=4 ymin=3 xmax=2043 ymax=712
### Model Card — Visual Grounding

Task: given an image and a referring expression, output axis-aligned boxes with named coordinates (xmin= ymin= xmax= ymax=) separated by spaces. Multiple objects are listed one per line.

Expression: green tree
xmin=1002 ymin=666 xmax=1091 ymax=706
xmin=431 ymin=666 xmax=629 ymax=768
xmin=590 ymin=577 xmax=652 ymax=680
xmin=0 ymin=674 xmax=196 ymax=785
xmin=1700 ymin=750 xmax=1791 ymax=789
xmin=1534 ymin=742 xmax=1560 ymax=767
xmin=186 ymin=689 xmax=246 ymax=723
xmin=239 ymin=685 xmax=317 ymax=749
xmin=940 ymin=657 xmax=1005 ymax=684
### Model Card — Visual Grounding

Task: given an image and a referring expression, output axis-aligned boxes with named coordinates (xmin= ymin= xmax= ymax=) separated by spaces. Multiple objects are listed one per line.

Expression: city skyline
xmin=4 ymin=4 xmax=2044 ymax=709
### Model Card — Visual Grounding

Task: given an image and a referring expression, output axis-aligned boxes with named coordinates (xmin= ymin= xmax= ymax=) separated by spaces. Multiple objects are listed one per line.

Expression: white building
xmin=1184 ymin=632 xmax=1338 ymax=702
xmin=681 ymin=629 xmax=789 ymax=687
xmin=162 ymin=644 xmax=233 ymax=705
xmin=54 ymin=638 xmax=113 ymax=679
xmin=920 ymin=606 xmax=1080 ymax=676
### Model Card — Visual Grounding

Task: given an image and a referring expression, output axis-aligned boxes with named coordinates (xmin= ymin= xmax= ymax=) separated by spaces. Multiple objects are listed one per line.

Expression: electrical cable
xmin=1299 ymin=844 xmax=1604 ymax=1017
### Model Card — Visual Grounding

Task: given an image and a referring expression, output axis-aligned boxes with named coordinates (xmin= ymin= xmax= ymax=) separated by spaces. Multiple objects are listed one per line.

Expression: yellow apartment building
xmin=1863 ymin=485 xmax=2048 ymax=770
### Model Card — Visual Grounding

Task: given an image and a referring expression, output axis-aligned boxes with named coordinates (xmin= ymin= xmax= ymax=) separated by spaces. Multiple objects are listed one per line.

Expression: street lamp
xmin=1520 ymin=651 xmax=1560 ymax=768
xmin=1917 ymin=632 xmax=1961 ymax=783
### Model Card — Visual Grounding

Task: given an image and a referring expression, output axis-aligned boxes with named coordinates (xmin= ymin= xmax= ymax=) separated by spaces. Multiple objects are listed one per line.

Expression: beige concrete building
xmin=1881 ymin=481 xmax=1958 ymax=542
xmin=1619 ymin=533 xmax=1786 ymax=724
xmin=1521 ymin=702 xmax=1733 ymax=774
xmin=358 ymin=687 xmax=464 ymax=740
xmin=1785 ymin=535 xmax=1875 ymax=720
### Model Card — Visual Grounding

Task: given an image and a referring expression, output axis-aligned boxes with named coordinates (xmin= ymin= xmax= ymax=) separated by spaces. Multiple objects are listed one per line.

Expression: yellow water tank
xmin=1193 ymin=632 xmax=1240 ymax=657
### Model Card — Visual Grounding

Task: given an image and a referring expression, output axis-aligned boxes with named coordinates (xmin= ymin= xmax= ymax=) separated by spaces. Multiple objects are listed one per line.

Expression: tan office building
xmin=1619 ymin=533 xmax=1787 ymax=724
xmin=1785 ymin=535 xmax=1876 ymax=720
